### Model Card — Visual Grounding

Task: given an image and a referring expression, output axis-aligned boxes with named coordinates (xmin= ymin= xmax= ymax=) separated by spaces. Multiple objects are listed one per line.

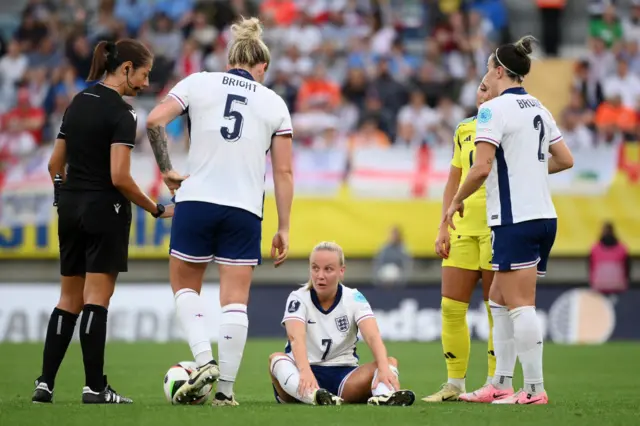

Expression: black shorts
xmin=57 ymin=191 xmax=132 ymax=276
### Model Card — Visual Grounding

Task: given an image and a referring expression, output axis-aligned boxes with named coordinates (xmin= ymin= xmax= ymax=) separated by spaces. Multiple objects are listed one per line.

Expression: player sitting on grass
xmin=268 ymin=241 xmax=415 ymax=406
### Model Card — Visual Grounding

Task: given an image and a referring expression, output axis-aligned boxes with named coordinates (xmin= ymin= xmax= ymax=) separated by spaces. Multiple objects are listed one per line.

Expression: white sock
xmin=510 ymin=306 xmax=545 ymax=395
xmin=270 ymin=355 xmax=314 ymax=404
xmin=489 ymin=300 xmax=516 ymax=390
xmin=217 ymin=304 xmax=249 ymax=397
xmin=174 ymin=288 xmax=213 ymax=367
xmin=447 ymin=378 xmax=465 ymax=391
xmin=372 ymin=365 xmax=399 ymax=396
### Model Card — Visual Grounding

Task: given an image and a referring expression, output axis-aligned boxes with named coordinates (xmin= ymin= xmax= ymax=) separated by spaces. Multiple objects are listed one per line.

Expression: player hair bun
xmin=230 ymin=16 xmax=263 ymax=42
xmin=513 ymin=35 xmax=536 ymax=57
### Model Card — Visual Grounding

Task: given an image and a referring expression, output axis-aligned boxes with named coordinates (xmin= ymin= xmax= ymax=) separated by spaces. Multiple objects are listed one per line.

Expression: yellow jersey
xmin=450 ymin=117 xmax=490 ymax=236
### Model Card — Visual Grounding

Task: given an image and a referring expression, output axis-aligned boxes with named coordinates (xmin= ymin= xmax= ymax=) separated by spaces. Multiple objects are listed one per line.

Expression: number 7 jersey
xmin=167 ymin=70 xmax=293 ymax=219
xmin=281 ymin=284 xmax=375 ymax=367
xmin=474 ymin=88 xmax=562 ymax=227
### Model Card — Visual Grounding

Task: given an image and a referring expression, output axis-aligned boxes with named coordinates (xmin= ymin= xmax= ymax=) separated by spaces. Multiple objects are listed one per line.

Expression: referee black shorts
xmin=57 ymin=191 xmax=132 ymax=276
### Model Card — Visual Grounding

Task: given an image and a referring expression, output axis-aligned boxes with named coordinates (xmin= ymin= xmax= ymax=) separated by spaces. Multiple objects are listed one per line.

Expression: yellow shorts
xmin=442 ymin=233 xmax=493 ymax=271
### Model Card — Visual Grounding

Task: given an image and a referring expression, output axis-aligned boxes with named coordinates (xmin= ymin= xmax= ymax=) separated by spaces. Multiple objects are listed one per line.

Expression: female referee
xmin=422 ymin=79 xmax=497 ymax=403
xmin=445 ymin=36 xmax=574 ymax=405
xmin=268 ymin=242 xmax=415 ymax=406
xmin=32 ymin=39 xmax=174 ymax=404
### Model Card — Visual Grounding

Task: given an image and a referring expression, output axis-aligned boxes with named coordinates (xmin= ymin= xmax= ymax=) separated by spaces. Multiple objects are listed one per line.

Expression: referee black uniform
xmin=57 ymin=82 xmax=137 ymax=275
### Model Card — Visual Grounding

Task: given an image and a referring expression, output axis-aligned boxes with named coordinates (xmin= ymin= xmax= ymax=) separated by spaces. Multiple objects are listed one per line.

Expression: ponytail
xmin=86 ymin=39 xmax=153 ymax=82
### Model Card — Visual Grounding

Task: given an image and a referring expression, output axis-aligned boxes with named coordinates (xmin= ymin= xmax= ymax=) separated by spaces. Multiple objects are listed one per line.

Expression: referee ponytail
xmin=87 ymin=39 xmax=153 ymax=82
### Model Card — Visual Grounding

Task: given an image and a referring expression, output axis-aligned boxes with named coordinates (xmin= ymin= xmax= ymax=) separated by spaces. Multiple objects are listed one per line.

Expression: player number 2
xmin=533 ymin=114 xmax=546 ymax=162
xmin=321 ymin=339 xmax=333 ymax=361
xmin=220 ymin=94 xmax=248 ymax=142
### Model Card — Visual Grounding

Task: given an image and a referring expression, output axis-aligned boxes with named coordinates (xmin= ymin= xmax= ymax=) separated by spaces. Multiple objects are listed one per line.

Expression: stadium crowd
xmin=0 ymin=0 xmax=636 ymax=181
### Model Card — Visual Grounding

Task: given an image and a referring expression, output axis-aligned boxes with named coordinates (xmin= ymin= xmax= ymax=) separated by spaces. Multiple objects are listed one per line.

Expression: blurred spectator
xmin=397 ymin=90 xmax=438 ymax=137
xmin=342 ymin=67 xmax=368 ymax=111
xmin=65 ymin=34 xmax=93 ymax=81
xmin=361 ymin=92 xmax=394 ymax=137
xmin=370 ymin=58 xmax=407 ymax=117
xmin=14 ymin=9 xmax=48 ymax=52
xmin=573 ymin=59 xmax=603 ymax=110
xmin=586 ymin=38 xmax=616 ymax=90
xmin=2 ymin=87 xmax=45 ymax=144
xmin=296 ymin=64 xmax=341 ymax=112
xmin=269 ymin=64 xmax=298 ymax=112
xmin=114 ymin=0 xmax=153 ymax=36
xmin=28 ymin=37 xmax=63 ymax=70
xmin=537 ymin=0 xmax=566 ymax=56
xmin=590 ymin=4 xmax=622 ymax=49
xmin=622 ymin=0 xmax=640 ymax=43
xmin=0 ymin=115 xmax=37 ymax=171
xmin=589 ymin=222 xmax=629 ymax=295
xmin=458 ymin=64 xmax=481 ymax=112
xmin=286 ymin=12 xmax=323 ymax=56
xmin=174 ymin=38 xmax=203 ymax=78
xmin=603 ymin=58 xmax=640 ymax=109
xmin=595 ymin=91 xmax=636 ymax=137
xmin=347 ymin=116 xmax=390 ymax=151
xmin=395 ymin=121 xmax=426 ymax=147
xmin=622 ymin=39 xmax=640 ymax=75
xmin=560 ymin=110 xmax=594 ymax=150
xmin=563 ymin=89 xmax=595 ymax=129
xmin=373 ymin=226 xmax=412 ymax=288
xmin=188 ymin=10 xmax=218 ymax=49
xmin=260 ymin=0 xmax=299 ymax=27
xmin=311 ymin=122 xmax=349 ymax=150
xmin=0 ymin=39 xmax=28 ymax=113
xmin=25 ymin=67 xmax=51 ymax=109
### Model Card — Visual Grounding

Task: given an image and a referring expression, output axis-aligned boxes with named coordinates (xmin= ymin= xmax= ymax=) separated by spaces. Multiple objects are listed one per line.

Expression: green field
xmin=1 ymin=340 xmax=639 ymax=426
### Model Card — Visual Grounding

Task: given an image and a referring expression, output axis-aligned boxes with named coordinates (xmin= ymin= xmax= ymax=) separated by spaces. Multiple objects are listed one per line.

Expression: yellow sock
xmin=485 ymin=300 xmax=496 ymax=379
xmin=441 ymin=297 xmax=470 ymax=382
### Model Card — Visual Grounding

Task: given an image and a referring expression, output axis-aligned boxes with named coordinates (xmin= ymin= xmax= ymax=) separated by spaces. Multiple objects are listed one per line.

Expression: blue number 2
xmin=220 ymin=94 xmax=248 ymax=142
xmin=533 ymin=114 xmax=546 ymax=162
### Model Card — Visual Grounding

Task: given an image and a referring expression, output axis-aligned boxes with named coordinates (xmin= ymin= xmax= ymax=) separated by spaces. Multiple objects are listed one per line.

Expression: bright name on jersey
xmin=222 ymin=75 xmax=258 ymax=92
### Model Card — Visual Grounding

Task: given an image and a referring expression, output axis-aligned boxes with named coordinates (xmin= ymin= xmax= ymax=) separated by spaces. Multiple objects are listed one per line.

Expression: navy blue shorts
xmin=491 ymin=218 xmax=557 ymax=277
xmin=169 ymin=201 xmax=262 ymax=265
xmin=272 ymin=364 xmax=358 ymax=403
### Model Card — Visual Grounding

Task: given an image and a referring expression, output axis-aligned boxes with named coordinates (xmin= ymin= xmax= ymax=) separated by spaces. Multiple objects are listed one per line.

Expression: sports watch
xmin=152 ymin=203 xmax=165 ymax=218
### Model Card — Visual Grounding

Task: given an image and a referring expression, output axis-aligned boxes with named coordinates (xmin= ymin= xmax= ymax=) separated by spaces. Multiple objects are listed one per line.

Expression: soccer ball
xmin=163 ymin=361 xmax=212 ymax=405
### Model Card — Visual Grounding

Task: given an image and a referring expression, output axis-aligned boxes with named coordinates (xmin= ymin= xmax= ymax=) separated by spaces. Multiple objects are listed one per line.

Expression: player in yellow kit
xmin=422 ymin=80 xmax=496 ymax=402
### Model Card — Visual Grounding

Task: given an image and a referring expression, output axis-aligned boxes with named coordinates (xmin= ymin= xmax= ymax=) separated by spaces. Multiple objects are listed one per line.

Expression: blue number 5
xmin=220 ymin=94 xmax=248 ymax=142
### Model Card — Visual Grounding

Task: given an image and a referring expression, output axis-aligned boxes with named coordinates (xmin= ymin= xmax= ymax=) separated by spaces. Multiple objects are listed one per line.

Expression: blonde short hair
xmin=228 ymin=16 xmax=271 ymax=68
xmin=305 ymin=241 xmax=345 ymax=290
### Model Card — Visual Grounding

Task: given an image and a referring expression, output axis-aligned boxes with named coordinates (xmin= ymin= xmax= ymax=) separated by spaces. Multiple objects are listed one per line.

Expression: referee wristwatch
xmin=152 ymin=203 xmax=165 ymax=218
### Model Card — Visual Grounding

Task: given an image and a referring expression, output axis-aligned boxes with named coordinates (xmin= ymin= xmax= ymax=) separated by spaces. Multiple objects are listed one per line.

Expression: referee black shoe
xmin=82 ymin=376 xmax=132 ymax=404
xmin=32 ymin=378 xmax=53 ymax=403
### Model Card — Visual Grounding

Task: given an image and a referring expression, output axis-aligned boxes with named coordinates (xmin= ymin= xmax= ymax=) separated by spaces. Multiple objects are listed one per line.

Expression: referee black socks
xmin=40 ymin=307 xmax=79 ymax=389
xmin=80 ymin=304 xmax=108 ymax=391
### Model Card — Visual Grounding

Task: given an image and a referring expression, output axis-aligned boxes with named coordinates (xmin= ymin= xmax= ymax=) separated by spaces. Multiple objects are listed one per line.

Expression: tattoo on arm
xmin=147 ymin=125 xmax=173 ymax=173
xmin=486 ymin=158 xmax=493 ymax=164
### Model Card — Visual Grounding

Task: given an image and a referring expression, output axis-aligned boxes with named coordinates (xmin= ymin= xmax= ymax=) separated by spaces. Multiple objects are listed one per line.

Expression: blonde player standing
xmin=422 ymin=80 xmax=497 ymax=403
xmin=269 ymin=242 xmax=416 ymax=406
xmin=145 ymin=17 xmax=294 ymax=406
xmin=444 ymin=36 xmax=574 ymax=405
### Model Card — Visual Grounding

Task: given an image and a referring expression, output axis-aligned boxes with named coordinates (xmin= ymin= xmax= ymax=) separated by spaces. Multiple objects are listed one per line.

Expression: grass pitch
xmin=0 ymin=340 xmax=638 ymax=426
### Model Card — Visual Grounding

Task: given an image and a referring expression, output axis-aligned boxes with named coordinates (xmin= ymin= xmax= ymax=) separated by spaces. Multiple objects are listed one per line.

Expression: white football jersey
xmin=281 ymin=284 xmax=375 ymax=367
xmin=475 ymin=88 xmax=561 ymax=227
xmin=168 ymin=70 xmax=293 ymax=218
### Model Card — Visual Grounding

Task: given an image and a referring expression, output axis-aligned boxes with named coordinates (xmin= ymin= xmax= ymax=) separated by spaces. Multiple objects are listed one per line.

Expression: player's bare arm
xmin=270 ymin=134 xmax=294 ymax=266
xmin=47 ymin=138 xmax=67 ymax=182
xmin=359 ymin=318 xmax=400 ymax=392
xmin=146 ymin=97 xmax=188 ymax=190
xmin=446 ymin=142 xmax=496 ymax=229
xmin=548 ymin=139 xmax=574 ymax=174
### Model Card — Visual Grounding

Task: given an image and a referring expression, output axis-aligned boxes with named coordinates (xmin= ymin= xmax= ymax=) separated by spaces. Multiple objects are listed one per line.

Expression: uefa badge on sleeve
xmin=478 ymin=107 xmax=492 ymax=124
